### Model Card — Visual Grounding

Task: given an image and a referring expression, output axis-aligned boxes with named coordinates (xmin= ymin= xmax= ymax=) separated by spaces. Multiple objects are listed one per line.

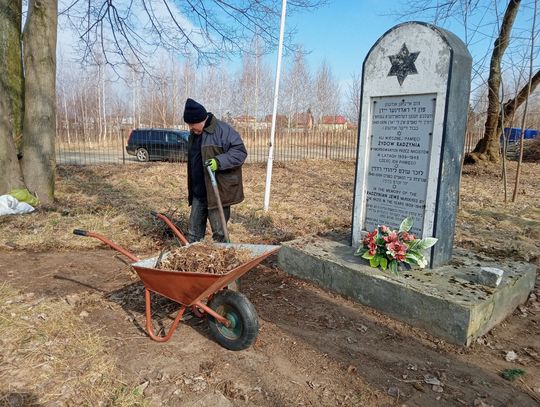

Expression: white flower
xmin=417 ymin=256 xmax=428 ymax=268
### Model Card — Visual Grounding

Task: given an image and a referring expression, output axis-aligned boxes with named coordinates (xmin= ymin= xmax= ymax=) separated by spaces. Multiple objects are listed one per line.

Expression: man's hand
xmin=204 ymin=158 xmax=218 ymax=171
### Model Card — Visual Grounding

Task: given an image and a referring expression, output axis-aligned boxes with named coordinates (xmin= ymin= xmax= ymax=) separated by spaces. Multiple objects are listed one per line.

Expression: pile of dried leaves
xmin=158 ymin=242 xmax=253 ymax=274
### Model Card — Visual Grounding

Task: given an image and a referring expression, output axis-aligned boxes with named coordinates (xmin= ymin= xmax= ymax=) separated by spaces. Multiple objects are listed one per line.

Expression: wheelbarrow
xmin=73 ymin=212 xmax=280 ymax=350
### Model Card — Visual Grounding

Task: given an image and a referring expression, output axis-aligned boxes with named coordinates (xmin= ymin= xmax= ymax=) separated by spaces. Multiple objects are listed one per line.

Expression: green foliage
xmin=399 ymin=217 xmax=413 ymax=233
xmin=354 ymin=217 xmax=438 ymax=273
xmin=388 ymin=260 xmax=398 ymax=275
xmin=500 ymin=368 xmax=525 ymax=381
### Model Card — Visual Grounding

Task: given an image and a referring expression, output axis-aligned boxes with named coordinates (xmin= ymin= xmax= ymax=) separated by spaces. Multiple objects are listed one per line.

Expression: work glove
xmin=204 ymin=158 xmax=218 ymax=172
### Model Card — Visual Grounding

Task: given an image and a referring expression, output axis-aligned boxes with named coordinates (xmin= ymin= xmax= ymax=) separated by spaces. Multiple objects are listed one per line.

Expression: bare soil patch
xmin=0 ymin=160 xmax=538 ymax=406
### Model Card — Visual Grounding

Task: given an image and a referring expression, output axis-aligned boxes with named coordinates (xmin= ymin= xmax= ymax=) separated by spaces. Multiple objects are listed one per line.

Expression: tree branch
xmin=502 ymin=68 xmax=540 ymax=122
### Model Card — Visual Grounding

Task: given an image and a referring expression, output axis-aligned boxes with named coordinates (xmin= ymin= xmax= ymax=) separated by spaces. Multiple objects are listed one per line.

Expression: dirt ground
xmin=0 ymin=160 xmax=539 ymax=406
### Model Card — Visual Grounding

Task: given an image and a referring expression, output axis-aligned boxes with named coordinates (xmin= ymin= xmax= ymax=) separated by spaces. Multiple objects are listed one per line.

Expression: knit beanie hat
xmin=183 ymin=98 xmax=208 ymax=123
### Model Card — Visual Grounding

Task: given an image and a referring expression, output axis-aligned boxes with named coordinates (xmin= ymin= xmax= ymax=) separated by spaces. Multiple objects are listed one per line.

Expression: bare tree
xmin=234 ymin=53 xmax=258 ymax=118
xmin=231 ymin=43 xmax=272 ymax=120
xmin=127 ymin=63 xmax=143 ymax=128
xmin=398 ymin=0 xmax=539 ymax=164
xmin=61 ymin=0 xmax=326 ymax=69
xmin=216 ymin=66 xmax=234 ymax=120
xmin=313 ymin=60 xmax=340 ymax=122
xmin=181 ymin=58 xmax=197 ymax=105
xmin=154 ymin=56 xmax=175 ymax=127
xmin=0 ymin=10 xmax=20 ymax=188
xmin=0 ymin=0 xmax=25 ymax=194
xmin=346 ymin=72 xmax=362 ymax=123
xmin=512 ymin=0 xmax=537 ymax=201
xmin=58 ymin=60 xmax=72 ymax=144
xmin=19 ymin=0 xmax=58 ymax=203
xmin=282 ymin=48 xmax=313 ymax=127
xmin=466 ymin=0 xmax=522 ymax=163
xmin=1 ymin=0 xmax=326 ymax=201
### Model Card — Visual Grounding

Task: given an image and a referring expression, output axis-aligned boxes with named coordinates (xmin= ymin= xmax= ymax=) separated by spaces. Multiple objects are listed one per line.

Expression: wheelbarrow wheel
xmin=207 ymin=290 xmax=259 ymax=351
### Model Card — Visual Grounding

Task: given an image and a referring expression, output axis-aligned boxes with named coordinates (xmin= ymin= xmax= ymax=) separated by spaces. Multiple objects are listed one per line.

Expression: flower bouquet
xmin=354 ymin=217 xmax=438 ymax=274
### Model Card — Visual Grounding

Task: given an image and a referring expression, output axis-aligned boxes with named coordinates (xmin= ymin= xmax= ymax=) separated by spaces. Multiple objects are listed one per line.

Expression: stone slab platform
xmin=277 ymin=234 xmax=536 ymax=346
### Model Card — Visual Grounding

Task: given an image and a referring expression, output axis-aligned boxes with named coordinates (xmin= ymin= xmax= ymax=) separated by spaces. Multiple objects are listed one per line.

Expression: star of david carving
xmin=388 ymin=43 xmax=420 ymax=86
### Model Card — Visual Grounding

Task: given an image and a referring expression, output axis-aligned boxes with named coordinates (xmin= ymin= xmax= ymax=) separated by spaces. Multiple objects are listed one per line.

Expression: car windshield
xmin=178 ymin=132 xmax=189 ymax=142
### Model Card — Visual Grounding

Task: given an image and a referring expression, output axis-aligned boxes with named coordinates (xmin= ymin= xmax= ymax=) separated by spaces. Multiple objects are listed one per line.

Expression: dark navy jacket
xmin=187 ymin=114 xmax=247 ymax=209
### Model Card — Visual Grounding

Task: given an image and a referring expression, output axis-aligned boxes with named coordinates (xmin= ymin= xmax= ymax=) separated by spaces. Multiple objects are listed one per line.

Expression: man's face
xmin=187 ymin=119 xmax=206 ymax=135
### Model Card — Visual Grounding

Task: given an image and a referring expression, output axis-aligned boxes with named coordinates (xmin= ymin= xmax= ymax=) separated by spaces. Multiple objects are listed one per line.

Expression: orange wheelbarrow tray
xmin=73 ymin=215 xmax=279 ymax=351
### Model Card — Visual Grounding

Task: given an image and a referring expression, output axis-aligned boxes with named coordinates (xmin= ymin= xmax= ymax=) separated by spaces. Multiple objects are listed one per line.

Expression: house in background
xmin=233 ymin=115 xmax=257 ymax=128
xmin=263 ymin=114 xmax=289 ymax=129
xmin=319 ymin=115 xmax=348 ymax=130
xmin=347 ymin=122 xmax=358 ymax=131
xmin=291 ymin=109 xmax=314 ymax=129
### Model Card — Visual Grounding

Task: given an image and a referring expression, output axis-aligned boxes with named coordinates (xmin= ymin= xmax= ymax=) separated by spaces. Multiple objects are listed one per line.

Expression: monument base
xmin=278 ymin=234 xmax=536 ymax=346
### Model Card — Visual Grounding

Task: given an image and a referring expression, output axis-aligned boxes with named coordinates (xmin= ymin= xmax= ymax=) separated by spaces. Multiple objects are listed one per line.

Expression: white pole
xmin=263 ymin=0 xmax=287 ymax=211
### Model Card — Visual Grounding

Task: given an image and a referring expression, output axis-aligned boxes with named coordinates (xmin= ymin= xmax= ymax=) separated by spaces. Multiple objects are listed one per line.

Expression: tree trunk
xmin=0 ymin=97 xmax=25 ymax=194
xmin=21 ymin=0 xmax=57 ymax=204
xmin=465 ymin=0 xmax=520 ymax=164
xmin=61 ymin=78 xmax=71 ymax=144
xmin=501 ymin=69 xmax=540 ymax=123
xmin=0 ymin=0 xmax=25 ymax=194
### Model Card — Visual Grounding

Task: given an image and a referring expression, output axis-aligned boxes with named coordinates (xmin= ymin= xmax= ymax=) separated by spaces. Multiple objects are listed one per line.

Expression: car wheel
xmin=136 ymin=148 xmax=149 ymax=162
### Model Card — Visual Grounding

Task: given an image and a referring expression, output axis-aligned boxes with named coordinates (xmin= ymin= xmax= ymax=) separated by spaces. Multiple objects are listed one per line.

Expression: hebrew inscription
xmin=364 ymin=94 xmax=436 ymax=235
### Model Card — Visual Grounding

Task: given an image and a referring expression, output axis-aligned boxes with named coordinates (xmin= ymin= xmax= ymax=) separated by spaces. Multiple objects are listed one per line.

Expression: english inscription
xmin=364 ymin=94 xmax=436 ymax=234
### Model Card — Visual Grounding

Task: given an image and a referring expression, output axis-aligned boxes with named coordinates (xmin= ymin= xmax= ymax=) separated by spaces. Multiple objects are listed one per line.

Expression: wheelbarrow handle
xmin=72 ymin=229 xmax=140 ymax=262
xmin=73 ymin=229 xmax=88 ymax=236
xmin=150 ymin=211 xmax=189 ymax=246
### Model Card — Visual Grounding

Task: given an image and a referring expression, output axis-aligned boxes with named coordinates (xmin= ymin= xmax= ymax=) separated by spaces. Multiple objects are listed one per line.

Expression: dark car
xmin=126 ymin=128 xmax=189 ymax=162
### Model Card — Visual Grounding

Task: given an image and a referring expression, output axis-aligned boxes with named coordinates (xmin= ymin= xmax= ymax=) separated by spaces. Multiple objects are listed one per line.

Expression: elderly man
xmin=183 ymin=98 xmax=247 ymax=243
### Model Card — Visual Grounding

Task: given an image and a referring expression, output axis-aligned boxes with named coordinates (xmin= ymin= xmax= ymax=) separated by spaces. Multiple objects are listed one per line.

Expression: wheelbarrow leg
xmin=144 ymin=288 xmax=186 ymax=342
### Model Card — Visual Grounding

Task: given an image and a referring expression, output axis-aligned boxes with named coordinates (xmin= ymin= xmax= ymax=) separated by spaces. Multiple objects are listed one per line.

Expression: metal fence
xmin=55 ymin=125 xmax=508 ymax=166
xmin=56 ymin=127 xmax=359 ymax=165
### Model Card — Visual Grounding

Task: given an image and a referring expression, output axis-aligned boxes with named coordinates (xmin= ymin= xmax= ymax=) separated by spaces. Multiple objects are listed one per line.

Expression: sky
xmin=56 ymin=0 xmax=402 ymax=90
xmin=56 ymin=0 xmax=539 ymax=104
xmin=285 ymin=0 xmax=398 ymax=86
xmin=267 ymin=0 xmax=538 ymax=92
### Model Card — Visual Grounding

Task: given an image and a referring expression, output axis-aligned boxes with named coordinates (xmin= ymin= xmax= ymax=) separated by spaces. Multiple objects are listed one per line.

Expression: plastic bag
xmin=9 ymin=188 xmax=39 ymax=207
xmin=0 ymin=195 xmax=35 ymax=216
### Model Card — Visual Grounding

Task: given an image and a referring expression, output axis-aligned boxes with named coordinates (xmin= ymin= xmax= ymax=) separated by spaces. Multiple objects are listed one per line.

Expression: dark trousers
xmin=188 ymin=196 xmax=231 ymax=243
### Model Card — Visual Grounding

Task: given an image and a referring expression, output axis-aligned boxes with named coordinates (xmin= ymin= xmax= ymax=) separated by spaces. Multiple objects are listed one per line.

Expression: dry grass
xmin=0 ymin=283 xmax=148 ymax=406
xmin=0 ymin=161 xmax=354 ymax=254
xmin=0 ymin=160 xmax=538 ymax=264
xmin=0 ymin=159 xmax=538 ymax=405
xmin=522 ymin=138 xmax=540 ymax=162
xmin=456 ymin=161 xmax=540 ymax=264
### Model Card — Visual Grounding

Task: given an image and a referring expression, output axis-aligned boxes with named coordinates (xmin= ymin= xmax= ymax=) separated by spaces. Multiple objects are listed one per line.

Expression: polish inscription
xmin=364 ymin=94 xmax=435 ymax=235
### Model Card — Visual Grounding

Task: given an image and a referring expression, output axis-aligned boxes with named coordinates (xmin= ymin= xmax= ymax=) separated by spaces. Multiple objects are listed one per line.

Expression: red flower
xmin=383 ymin=231 xmax=399 ymax=243
xmin=401 ymin=231 xmax=416 ymax=242
xmin=362 ymin=230 xmax=377 ymax=246
xmin=380 ymin=225 xmax=390 ymax=234
xmin=368 ymin=241 xmax=377 ymax=256
xmin=387 ymin=241 xmax=407 ymax=261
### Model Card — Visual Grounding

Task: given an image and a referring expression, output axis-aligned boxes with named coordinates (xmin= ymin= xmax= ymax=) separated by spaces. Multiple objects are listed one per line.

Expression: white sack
xmin=0 ymin=195 xmax=35 ymax=216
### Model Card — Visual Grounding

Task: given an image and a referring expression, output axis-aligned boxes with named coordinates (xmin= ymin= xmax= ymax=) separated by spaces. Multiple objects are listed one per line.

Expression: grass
xmin=500 ymin=368 xmax=526 ymax=381
xmin=0 ymin=161 xmax=355 ymax=254
xmin=0 ymin=160 xmax=538 ymax=265
xmin=0 ymin=283 xmax=148 ymax=406
xmin=0 ymin=159 xmax=538 ymax=404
